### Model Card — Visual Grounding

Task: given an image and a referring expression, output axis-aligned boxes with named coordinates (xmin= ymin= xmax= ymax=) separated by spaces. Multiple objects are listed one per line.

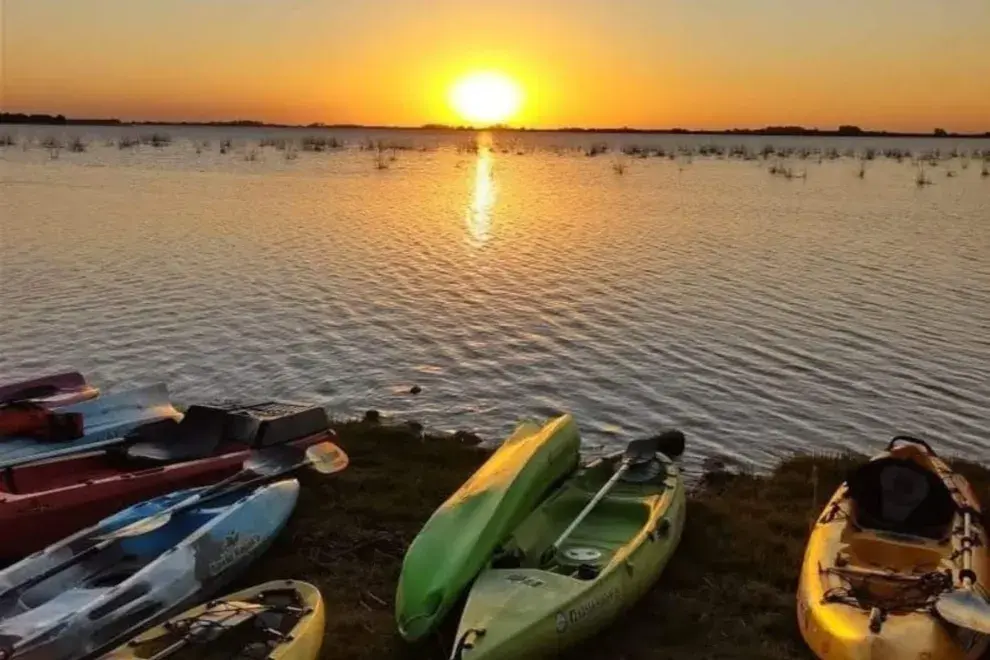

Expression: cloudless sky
xmin=2 ymin=0 xmax=989 ymax=131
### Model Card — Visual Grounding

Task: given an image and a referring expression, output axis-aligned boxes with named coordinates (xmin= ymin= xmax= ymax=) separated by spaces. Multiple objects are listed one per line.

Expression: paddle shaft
xmin=552 ymin=458 xmax=632 ymax=552
xmin=962 ymin=511 xmax=974 ymax=587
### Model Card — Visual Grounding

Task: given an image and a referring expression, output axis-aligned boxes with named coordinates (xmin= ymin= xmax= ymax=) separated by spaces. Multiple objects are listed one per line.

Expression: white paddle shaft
xmin=552 ymin=460 xmax=631 ymax=552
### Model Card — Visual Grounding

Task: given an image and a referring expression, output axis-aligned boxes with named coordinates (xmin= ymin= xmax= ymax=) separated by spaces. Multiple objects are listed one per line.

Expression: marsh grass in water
xmin=141 ymin=133 xmax=172 ymax=148
xmin=237 ymin=420 xmax=990 ymax=659
xmin=0 ymin=134 xmax=14 ymax=147
xmin=68 ymin=136 xmax=87 ymax=153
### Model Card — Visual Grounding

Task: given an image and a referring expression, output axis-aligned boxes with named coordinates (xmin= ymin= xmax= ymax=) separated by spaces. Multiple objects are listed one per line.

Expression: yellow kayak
xmin=102 ymin=580 xmax=325 ymax=659
xmin=797 ymin=436 xmax=989 ymax=660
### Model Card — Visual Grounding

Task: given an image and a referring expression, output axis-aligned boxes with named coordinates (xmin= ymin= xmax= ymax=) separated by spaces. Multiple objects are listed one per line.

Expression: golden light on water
xmin=466 ymin=146 xmax=495 ymax=246
xmin=450 ymin=72 xmax=523 ymax=125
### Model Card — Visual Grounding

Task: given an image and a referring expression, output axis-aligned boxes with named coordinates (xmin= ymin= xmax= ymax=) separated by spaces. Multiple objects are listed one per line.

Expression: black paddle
xmin=0 ymin=441 xmax=348 ymax=604
xmin=935 ymin=510 xmax=990 ymax=634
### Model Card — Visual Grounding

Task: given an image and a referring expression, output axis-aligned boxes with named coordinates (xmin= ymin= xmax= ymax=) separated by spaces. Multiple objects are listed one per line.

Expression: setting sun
xmin=449 ymin=72 xmax=523 ymax=126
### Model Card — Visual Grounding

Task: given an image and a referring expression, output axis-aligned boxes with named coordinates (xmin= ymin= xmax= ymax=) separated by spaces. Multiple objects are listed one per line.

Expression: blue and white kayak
xmin=0 ymin=383 xmax=181 ymax=470
xmin=0 ymin=478 xmax=299 ymax=660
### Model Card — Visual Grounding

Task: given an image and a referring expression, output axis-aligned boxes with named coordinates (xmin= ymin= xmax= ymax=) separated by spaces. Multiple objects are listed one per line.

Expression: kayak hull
xmin=454 ymin=449 xmax=687 ymax=659
xmin=0 ymin=402 xmax=334 ymax=562
xmin=0 ymin=479 xmax=300 ymax=660
xmin=397 ymin=415 xmax=582 ymax=641
xmin=0 ymin=384 xmax=181 ymax=470
xmin=797 ymin=439 xmax=990 ymax=660
xmin=0 ymin=372 xmax=98 ymax=408
xmin=0 ymin=432 xmax=331 ymax=562
xmin=102 ymin=579 xmax=325 ymax=659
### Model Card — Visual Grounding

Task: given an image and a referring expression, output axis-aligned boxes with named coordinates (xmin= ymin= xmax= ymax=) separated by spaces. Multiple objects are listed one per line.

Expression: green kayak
xmin=396 ymin=414 xmax=582 ymax=641
xmin=450 ymin=446 xmax=686 ymax=659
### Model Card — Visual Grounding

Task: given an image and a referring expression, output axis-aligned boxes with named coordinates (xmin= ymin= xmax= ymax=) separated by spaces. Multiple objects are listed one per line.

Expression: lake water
xmin=2 ymin=126 xmax=988 ymax=470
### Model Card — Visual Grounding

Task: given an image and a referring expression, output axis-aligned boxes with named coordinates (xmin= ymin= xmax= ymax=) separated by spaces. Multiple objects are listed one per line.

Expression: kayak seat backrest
xmin=847 ymin=457 xmax=956 ymax=540
xmin=123 ymin=406 xmax=228 ymax=464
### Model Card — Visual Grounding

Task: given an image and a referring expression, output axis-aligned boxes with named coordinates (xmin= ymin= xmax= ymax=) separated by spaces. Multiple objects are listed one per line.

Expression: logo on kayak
xmin=556 ymin=587 xmax=621 ymax=634
xmin=206 ymin=532 xmax=262 ymax=577
xmin=507 ymin=574 xmax=544 ymax=588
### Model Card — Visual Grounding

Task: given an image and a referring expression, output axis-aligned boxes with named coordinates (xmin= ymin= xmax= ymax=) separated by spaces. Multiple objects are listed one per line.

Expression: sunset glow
xmin=2 ymin=0 xmax=989 ymax=132
xmin=450 ymin=73 xmax=523 ymax=125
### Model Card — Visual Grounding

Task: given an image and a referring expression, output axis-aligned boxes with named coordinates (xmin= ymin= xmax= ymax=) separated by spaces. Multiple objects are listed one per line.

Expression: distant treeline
xmin=2 ymin=113 xmax=987 ymax=138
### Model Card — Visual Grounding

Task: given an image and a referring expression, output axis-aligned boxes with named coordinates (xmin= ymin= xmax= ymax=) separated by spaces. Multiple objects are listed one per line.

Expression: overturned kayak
xmin=0 ymin=372 xmax=98 ymax=409
xmin=451 ymin=438 xmax=686 ymax=659
xmin=0 ymin=479 xmax=300 ymax=660
xmin=0 ymin=402 xmax=334 ymax=562
xmin=797 ymin=436 xmax=990 ymax=660
xmin=102 ymin=579 xmax=325 ymax=659
xmin=0 ymin=384 xmax=181 ymax=470
xmin=396 ymin=415 xmax=582 ymax=641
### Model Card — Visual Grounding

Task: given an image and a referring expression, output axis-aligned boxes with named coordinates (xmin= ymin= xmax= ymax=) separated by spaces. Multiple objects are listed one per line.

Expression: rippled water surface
xmin=2 ymin=127 xmax=989 ymax=469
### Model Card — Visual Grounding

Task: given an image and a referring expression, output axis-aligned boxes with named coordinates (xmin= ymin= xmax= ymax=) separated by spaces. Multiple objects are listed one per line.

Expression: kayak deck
xmin=105 ymin=580 xmax=325 ymax=660
xmin=454 ymin=451 xmax=687 ymax=660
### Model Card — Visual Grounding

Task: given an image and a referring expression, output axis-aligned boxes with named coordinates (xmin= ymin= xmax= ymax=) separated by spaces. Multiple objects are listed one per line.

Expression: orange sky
xmin=2 ymin=0 xmax=989 ymax=132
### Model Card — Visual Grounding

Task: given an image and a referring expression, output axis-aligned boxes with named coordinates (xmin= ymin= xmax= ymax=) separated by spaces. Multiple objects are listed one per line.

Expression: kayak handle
xmin=450 ymin=628 xmax=486 ymax=660
xmin=887 ymin=435 xmax=937 ymax=456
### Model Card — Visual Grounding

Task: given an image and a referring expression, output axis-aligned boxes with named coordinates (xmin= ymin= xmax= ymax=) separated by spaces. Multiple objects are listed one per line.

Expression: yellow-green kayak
xmin=396 ymin=414 xmax=582 ymax=641
xmin=451 ymin=444 xmax=686 ymax=659
xmin=101 ymin=580 xmax=325 ymax=659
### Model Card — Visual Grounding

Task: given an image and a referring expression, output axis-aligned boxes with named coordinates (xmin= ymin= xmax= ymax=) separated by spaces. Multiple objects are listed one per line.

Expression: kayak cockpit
xmin=491 ymin=453 xmax=675 ymax=580
xmin=846 ymin=452 xmax=957 ymax=541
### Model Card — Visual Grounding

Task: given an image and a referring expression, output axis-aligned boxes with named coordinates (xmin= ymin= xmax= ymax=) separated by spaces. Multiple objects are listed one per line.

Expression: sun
xmin=450 ymin=72 xmax=523 ymax=125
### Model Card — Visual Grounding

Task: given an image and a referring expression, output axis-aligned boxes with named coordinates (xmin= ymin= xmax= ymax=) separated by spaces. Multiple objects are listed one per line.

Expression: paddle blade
xmin=936 ymin=589 xmax=990 ymax=634
xmin=306 ymin=441 xmax=349 ymax=474
xmin=245 ymin=443 xmax=312 ymax=476
xmin=654 ymin=429 xmax=686 ymax=458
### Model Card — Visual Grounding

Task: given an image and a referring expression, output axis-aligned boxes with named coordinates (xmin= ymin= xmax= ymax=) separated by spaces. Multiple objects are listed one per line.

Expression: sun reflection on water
xmin=466 ymin=145 xmax=495 ymax=246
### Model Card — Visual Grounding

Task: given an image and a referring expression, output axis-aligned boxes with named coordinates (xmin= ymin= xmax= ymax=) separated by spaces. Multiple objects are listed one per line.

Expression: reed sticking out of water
xmin=612 ymin=159 xmax=628 ymax=175
xmin=585 ymin=142 xmax=608 ymax=157
xmin=301 ymin=136 xmax=343 ymax=152
xmin=41 ymin=135 xmax=63 ymax=150
xmin=118 ymin=136 xmax=139 ymax=149
xmin=68 ymin=136 xmax=87 ymax=153
xmin=981 ymin=161 xmax=989 ymax=178
xmin=915 ymin=165 xmax=933 ymax=187
xmin=769 ymin=161 xmax=806 ymax=180
xmin=374 ymin=148 xmax=390 ymax=170
xmin=857 ymin=160 xmax=866 ymax=178
xmin=141 ymin=133 xmax=172 ymax=148
xmin=285 ymin=144 xmax=298 ymax=161
xmin=244 ymin=148 xmax=259 ymax=162
xmin=219 ymin=139 xmax=232 ymax=155
xmin=0 ymin=134 xmax=14 ymax=147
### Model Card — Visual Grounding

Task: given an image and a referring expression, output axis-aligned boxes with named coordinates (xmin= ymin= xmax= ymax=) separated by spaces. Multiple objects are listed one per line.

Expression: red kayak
xmin=0 ymin=400 xmax=336 ymax=562
xmin=0 ymin=371 xmax=99 ymax=409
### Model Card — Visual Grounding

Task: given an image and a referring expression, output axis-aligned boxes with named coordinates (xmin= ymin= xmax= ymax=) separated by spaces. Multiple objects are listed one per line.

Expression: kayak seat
xmin=122 ymin=405 xmax=229 ymax=465
xmin=846 ymin=458 xmax=955 ymax=540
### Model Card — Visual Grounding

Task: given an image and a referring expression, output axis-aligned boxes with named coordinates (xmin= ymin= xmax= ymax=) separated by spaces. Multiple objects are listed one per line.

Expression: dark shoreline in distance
xmin=2 ymin=112 xmax=988 ymax=139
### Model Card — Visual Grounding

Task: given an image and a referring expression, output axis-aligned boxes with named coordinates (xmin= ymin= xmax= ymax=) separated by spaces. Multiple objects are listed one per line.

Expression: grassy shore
xmin=241 ymin=420 xmax=990 ymax=659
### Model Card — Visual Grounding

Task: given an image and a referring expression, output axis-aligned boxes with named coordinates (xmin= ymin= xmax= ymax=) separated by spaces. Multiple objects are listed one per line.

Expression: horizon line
xmin=2 ymin=112 xmax=989 ymax=139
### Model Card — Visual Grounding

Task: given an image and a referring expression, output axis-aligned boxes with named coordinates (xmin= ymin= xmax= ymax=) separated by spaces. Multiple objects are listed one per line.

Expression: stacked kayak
xmin=396 ymin=414 xmax=582 ymax=641
xmin=0 ymin=372 xmax=99 ymax=409
xmin=102 ymin=579 xmax=325 ymax=659
xmin=0 ymin=401 xmax=336 ymax=561
xmin=452 ymin=434 xmax=686 ymax=659
xmin=0 ymin=384 xmax=181 ymax=470
xmin=0 ymin=478 xmax=301 ymax=660
xmin=797 ymin=436 xmax=990 ymax=660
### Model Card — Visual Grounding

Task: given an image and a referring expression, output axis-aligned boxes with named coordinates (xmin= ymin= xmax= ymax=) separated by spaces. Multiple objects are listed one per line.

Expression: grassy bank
xmin=241 ymin=420 xmax=990 ymax=659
